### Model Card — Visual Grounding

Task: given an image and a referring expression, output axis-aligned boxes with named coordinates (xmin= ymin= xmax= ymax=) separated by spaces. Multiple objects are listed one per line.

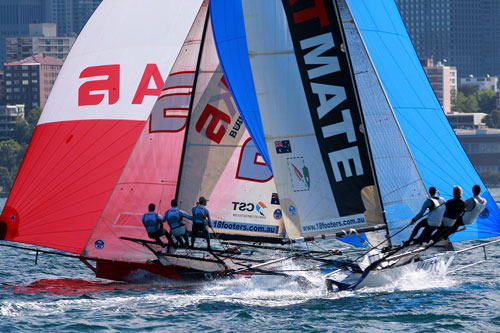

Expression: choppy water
xmin=1 ymin=196 xmax=499 ymax=332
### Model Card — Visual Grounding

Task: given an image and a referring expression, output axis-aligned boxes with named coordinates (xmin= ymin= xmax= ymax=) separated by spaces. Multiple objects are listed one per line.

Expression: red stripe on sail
xmin=0 ymin=119 xmax=144 ymax=254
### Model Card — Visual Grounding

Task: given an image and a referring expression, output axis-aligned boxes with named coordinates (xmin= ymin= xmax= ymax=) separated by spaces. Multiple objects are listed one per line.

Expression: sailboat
xmin=0 ymin=0 xmax=336 ymax=284
xmin=209 ymin=0 xmax=500 ymax=291
xmin=1 ymin=0 xmax=500 ymax=290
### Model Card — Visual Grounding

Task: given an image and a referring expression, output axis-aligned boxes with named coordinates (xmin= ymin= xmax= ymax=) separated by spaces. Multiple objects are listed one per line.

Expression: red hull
xmin=89 ymin=258 xmax=227 ymax=282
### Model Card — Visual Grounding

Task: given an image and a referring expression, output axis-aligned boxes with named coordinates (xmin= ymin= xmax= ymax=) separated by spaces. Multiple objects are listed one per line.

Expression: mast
xmin=174 ymin=8 xmax=211 ymax=202
xmin=331 ymin=0 xmax=390 ymax=247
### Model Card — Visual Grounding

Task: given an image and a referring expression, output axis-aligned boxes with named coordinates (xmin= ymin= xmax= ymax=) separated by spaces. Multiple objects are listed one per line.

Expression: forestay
xmin=0 ymin=0 xmax=203 ymax=254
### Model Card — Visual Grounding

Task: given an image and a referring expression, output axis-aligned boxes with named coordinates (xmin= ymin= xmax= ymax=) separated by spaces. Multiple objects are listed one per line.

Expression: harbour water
xmin=1 ymin=196 xmax=499 ymax=332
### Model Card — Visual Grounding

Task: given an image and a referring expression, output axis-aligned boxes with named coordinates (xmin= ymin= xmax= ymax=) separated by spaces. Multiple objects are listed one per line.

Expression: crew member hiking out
xmin=142 ymin=203 xmax=175 ymax=248
xmin=432 ymin=184 xmax=486 ymax=242
xmin=431 ymin=185 xmax=466 ymax=243
xmin=191 ymin=196 xmax=212 ymax=250
xmin=164 ymin=199 xmax=192 ymax=247
xmin=403 ymin=186 xmax=446 ymax=246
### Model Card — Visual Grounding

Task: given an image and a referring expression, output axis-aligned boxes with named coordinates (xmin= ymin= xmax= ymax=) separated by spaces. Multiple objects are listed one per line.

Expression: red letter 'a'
xmin=195 ymin=104 xmax=231 ymax=144
xmin=132 ymin=64 xmax=164 ymax=104
xmin=78 ymin=65 xmax=120 ymax=106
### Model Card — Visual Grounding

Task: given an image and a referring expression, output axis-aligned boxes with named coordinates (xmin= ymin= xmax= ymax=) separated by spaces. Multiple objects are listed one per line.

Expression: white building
xmin=0 ymin=104 xmax=24 ymax=140
xmin=460 ymin=75 xmax=499 ymax=93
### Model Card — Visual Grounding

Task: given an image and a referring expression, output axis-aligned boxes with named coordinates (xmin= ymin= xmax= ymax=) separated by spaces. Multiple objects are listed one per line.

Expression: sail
xmin=0 ymin=0 xmax=203 ymax=254
xmin=177 ymin=20 xmax=286 ymax=238
xmin=82 ymin=2 xmax=208 ymax=261
xmin=209 ymin=0 xmax=271 ymax=171
xmin=212 ymin=0 xmax=383 ymax=238
xmin=346 ymin=0 xmax=500 ymax=242
xmin=337 ymin=0 xmax=428 ymax=246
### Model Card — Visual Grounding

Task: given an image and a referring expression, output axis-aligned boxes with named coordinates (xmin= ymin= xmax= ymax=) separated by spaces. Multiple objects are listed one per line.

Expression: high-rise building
xmin=44 ymin=0 xmax=102 ymax=36
xmin=0 ymin=0 xmax=45 ymax=69
xmin=396 ymin=0 xmax=500 ymax=77
xmin=6 ymin=23 xmax=75 ymax=62
xmin=3 ymin=54 xmax=62 ymax=109
xmin=421 ymin=58 xmax=457 ymax=114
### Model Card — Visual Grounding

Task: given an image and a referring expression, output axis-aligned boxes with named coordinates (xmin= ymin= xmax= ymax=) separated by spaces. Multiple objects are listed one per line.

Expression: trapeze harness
xmin=442 ymin=198 xmax=465 ymax=227
xmin=427 ymin=196 xmax=446 ymax=227
xmin=193 ymin=205 xmax=208 ymax=229
xmin=462 ymin=197 xmax=487 ymax=225
xmin=165 ymin=208 xmax=186 ymax=236
xmin=142 ymin=212 xmax=160 ymax=234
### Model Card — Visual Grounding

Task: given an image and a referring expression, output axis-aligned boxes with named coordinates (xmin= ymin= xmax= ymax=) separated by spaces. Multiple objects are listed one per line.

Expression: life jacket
xmin=193 ymin=205 xmax=207 ymax=225
xmin=427 ymin=197 xmax=446 ymax=227
xmin=462 ymin=197 xmax=487 ymax=225
xmin=166 ymin=208 xmax=183 ymax=229
xmin=142 ymin=212 xmax=159 ymax=234
xmin=442 ymin=198 xmax=465 ymax=227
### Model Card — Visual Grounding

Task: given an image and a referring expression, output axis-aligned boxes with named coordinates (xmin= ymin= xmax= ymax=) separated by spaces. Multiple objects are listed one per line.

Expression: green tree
xmin=0 ymin=140 xmax=23 ymax=174
xmin=11 ymin=119 xmax=31 ymax=145
xmin=26 ymin=106 xmax=42 ymax=131
xmin=475 ymin=89 xmax=497 ymax=114
xmin=482 ymin=110 xmax=500 ymax=128
xmin=0 ymin=167 xmax=13 ymax=193
xmin=452 ymin=91 xmax=479 ymax=113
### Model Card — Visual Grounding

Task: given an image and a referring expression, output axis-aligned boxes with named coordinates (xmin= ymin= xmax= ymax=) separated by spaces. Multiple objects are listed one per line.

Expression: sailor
xmin=191 ymin=196 xmax=212 ymax=250
xmin=431 ymin=185 xmax=466 ymax=243
xmin=142 ymin=203 xmax=175 ymax=248
xmin=163 ymin=199 xmax=193 ymax=247
xmin=433 ymin=184 xmax=486 ymax=241
xmin=403 ymin=186 xmax=446 ymax=246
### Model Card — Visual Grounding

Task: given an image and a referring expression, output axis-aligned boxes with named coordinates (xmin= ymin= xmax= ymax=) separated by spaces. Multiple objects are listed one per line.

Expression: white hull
xmin=326 ymin=245 xmax=455 ymax=291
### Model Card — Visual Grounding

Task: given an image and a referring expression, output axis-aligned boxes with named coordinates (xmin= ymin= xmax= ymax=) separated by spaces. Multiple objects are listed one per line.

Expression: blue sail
xmin=209 ymin=0 xmax=272 ymax=170
xmin=346 ymin=0 xmax=500 ymax=242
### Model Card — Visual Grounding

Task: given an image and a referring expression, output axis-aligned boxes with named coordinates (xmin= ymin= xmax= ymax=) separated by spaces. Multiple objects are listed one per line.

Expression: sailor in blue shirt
xmin=191 ymin=196 xmax=212 ymax=249
xmin=142 ymin=203 xmax=175 ymax=248
xmin=164 ymin=199 xmax=192 ymax=247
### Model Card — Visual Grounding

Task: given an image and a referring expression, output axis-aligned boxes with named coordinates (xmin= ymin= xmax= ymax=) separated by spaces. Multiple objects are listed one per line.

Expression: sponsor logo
xmin=232 ymin=201 xmax=267 ymax=218
xmin=480 ymin=207 xmax=489 ymax=219
xmin=94 ymin=240 xmax=105 ymax=250
xmin=301 ymin=214 xmax=366 ymax=233
xmin=271 ymin=192 xmax=280 ymax=205
xmin=289 ymin=205 xmax=297 ymax=217
xmin=78 ymin=64 xmax=164 ymax=106
xmin=275 ymin=140 xmax=292 ymax=154
xmin=274 ymin=209 xmax=283 ymax=220
xmin=282 ymin=0 xmax=376 ymax=216
xmin=236 ymin=138 xmax=273 ymax=183
xmin=288 ymin=157 xmax=311 ymax=192
xmin=213 ymin=220 xmax=279 ymax=234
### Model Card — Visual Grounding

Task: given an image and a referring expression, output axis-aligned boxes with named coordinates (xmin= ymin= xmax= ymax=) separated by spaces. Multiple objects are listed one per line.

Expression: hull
xmin=91 ymin=258 xmax=230 ymax=283
xmin=325 ymin=245 xmax=455 ymax=291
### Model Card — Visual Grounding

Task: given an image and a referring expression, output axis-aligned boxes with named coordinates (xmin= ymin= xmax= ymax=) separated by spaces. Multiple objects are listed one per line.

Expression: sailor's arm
xmin=412 ymin=199 xmax=432 ymax=223
xmin=180 ymin=210 xmax=193 ymax=221
xmin=205 ymin=209 xmax=212 ymax=227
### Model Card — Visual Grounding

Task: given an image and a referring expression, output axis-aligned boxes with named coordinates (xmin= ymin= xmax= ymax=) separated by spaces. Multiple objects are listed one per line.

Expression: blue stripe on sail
xmin=210 ymin=0 xmax=272 ymax=171
xmin=346 ymin=0 xmax=500 ymax=242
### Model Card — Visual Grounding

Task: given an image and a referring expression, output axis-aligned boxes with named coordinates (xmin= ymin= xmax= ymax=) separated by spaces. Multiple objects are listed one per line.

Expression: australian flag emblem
xmin=275 ymin=140 xmax=292 ymax=154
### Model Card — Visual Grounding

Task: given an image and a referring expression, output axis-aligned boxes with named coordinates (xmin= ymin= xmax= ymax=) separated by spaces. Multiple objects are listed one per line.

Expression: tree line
xmin=2 ymin=93 xmax=500 ymax=196
xmin=0 ymin=107 xmax=41 ymax=195
xmin=452 ymin=87 xmax=500 ymax=128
